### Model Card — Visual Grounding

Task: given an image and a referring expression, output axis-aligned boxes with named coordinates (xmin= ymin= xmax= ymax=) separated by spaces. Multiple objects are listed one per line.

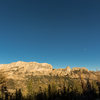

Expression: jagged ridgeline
xmin=0 ymin=61 xmax=100 ymax=100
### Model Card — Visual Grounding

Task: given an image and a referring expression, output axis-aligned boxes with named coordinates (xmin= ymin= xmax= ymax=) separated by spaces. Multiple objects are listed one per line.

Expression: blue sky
xmin=0 ymin=0 xmax=100 ymax=70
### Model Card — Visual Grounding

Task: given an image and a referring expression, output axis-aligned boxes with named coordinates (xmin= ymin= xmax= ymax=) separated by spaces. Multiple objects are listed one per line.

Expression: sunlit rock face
xmin=0 ymin=61 xmax=52 ymax=71
xmin=51 ymin=66 xmax=71 ymax=76
xmin=72 ymin=67 xmax=89 ymax=72
xmin=65 ymin=66 xmax=71 ymax=73
xmin=0 ymin=61 xmax=53 ymax=79
xmin=0 ymin=61 xmax=97 ymax=81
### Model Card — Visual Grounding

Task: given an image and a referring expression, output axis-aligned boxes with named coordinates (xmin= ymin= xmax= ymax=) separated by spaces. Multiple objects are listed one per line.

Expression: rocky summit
xmin=0 ymin=61 xmax=53 ymax=79
xmin=0 ymin=61 xmax=98 ymax=80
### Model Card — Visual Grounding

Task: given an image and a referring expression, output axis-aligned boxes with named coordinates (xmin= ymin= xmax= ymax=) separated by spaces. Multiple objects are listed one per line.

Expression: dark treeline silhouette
xmin=0 ymin=78 xmax=100 ymax=100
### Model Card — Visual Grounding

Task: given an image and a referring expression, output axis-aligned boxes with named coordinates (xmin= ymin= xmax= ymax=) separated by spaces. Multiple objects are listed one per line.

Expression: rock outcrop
xmin=72 ymin=67 xmax=89 ymax=72
xmin=0 ymin=61 xmax=53 ymax=79
xmin=0 ymin=61 xmax=97 ymax=81
xmin=65 ymin=66 xmax=71 ymax=73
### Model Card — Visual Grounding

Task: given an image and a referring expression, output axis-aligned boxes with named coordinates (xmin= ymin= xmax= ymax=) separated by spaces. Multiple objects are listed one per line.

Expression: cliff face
xmin=0 ymin=61 xmax=78 ymax=79
xmin=0 ymin=61 xmax=96 ymax=80
xmin=0 ymin=61 xmax=97 ymax=80
xmin=0 ymin=61 xmax=53 ymax=79
xmin=0 ymin=61 xmax=53 ymax=72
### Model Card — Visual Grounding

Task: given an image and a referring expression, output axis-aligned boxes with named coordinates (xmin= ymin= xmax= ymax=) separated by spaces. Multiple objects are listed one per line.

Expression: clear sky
xmin=0 ymin=0 xmax=100 ymax=70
